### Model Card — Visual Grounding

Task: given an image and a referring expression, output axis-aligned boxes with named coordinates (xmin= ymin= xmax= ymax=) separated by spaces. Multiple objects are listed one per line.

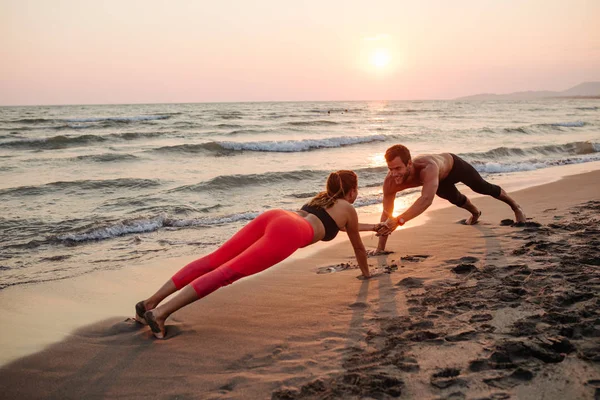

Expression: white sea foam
xmin=473 ymin=154 xmax=600 ymax=174
xmin=168 ymin=212 xmax=259 ymax=227
xmin=56 ymin=212 xmax=261 ymax=242
xmin=353 ymin=196 xmax=383 ymax=208
xmin=216 ymin=135 xmax=386 ymax=152
xmin=549 ymin=121 xmax=585 ymax=127
xmin=57 ymin=217 xmax=166 ymax=242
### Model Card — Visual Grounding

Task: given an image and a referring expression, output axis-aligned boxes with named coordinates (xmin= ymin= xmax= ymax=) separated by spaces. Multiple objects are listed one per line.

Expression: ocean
xmin=0 ymin=100 xmax=599 ymax=290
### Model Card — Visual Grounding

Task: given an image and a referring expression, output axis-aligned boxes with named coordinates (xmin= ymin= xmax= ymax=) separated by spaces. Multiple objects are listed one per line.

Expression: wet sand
xmin=0 ymin=170 xmax=599 ymax=399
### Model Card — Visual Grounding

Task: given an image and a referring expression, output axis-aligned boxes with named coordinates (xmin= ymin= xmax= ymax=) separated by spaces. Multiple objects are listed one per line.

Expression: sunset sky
xmin=1 ymin=0 xmax=599 ymax=105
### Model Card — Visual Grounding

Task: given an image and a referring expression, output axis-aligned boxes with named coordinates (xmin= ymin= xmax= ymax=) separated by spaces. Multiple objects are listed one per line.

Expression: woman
xmin=135 ymin=170 xmax=382 ymax=338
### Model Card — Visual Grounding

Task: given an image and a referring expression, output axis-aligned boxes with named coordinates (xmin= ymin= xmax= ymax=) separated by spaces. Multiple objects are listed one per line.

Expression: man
xmin=373 ymin=144 xmax=526 ymax=253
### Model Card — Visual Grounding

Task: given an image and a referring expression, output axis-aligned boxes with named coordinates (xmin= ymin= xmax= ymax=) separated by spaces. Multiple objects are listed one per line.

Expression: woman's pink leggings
xmin=171 ymin=209 xmax=314 ymax=299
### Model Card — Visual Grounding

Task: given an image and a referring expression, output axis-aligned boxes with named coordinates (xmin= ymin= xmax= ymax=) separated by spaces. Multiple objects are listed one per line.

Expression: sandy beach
xmin=1 ymin=167 xmax=599 ymax=399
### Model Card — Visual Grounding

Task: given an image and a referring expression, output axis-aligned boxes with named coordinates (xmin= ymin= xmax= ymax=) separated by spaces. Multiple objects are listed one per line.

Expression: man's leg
xmin=495 ymin=188 xmax=526 ymax=222
xmin=459 ymin=197 xmax=482 ymax=225
xmin=453 ymin=156 xmax=526 ymax=223
xmin=436 ymin=182 xmax=481 ymax=224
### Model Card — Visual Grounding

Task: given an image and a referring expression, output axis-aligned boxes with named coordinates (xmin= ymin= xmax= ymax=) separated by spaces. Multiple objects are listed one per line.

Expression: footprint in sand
xmin=445 ymin=256 xmax=479 ymax=264
xmin=483 ymin=368 xmax=534 ymax=389
xmin=430 ymin=368 xmax=466 ymax=390
xmin=317 ymin=263 xmax=399 ymax=275
xmin=501 ymin=219 xmax=543 ymax=228
xmin=451 ymin=264 xmax=478 ymax=274
xmin=401 ymin=254 xmax=431 ymax=262
xmin=316 ymin=263 xmax=354 ymax=274
xmin=396 ymin=277 xmax=425 ymax=288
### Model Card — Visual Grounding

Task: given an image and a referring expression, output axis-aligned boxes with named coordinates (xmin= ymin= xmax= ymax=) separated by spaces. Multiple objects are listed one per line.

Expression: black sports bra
xmin=300 ymin=204 xmax=340 ymax=241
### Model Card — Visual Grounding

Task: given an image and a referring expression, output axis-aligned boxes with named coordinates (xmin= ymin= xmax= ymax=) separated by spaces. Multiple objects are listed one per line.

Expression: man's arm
xmin=379 ymin=164 xmax=439 ymax=233
xmin=375 ymin=185 xmax=397 ymax=252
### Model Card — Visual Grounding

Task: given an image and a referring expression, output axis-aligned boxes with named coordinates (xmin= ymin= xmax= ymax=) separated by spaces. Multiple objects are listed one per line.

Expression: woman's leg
xmin=171 ymin=211 xmax=274 ymax=289
xmin=136 ymin=211 xmax=276 ymax=320
xmin=145 ymin=211 xmax=312 ymax=338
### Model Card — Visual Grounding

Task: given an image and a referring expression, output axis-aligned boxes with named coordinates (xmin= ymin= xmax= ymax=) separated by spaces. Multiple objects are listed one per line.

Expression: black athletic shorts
xmin=435 ymin=154 xmax=501 ymax=207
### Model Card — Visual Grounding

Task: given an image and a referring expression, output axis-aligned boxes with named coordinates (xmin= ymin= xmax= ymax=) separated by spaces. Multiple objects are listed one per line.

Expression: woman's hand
xmin=372 ymin=222 xmax=387 ymax=232
xmin=375 ymin=217 xmax=399 ymax=236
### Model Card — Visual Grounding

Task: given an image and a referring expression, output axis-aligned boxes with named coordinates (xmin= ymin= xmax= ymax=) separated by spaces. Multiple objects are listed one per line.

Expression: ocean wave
xmin=55 ymin=212 xmax=259 ymax=243
xmin=307 ymin=108 xmax=360 ymax=113
xmin=228 ymin=129 xmax=273 ymax=135
xmin=0 ymin=134 xmax=107 ymax=150
xmin=10 ymin=115 xmax=172 ymax=125
xmin=215 ymin=134 xmax=387 ymax=153
xmin=172 ymin=170 xmax=324 ymax=192
xmin=287 ymin=192 xmax=319 ymax=199
xmin=52 ymin=123 xmax=97 ymax=130
xmin=171 ymin=165 xmax=390 ymax=196
xmin=174 ymin=165 xmax=390 ymax=194
xmin=0 ymin=178 xmax=161 ymax=198
xmin=167 ymin=212 xmax=259 ymax=227
xmin=0 ymin=130 xmax=171 ymax=150
xmin=216 ymin=112 xmax=244 ymax=120
xmin=575 ymin=107 xmax=598 ymax=111
xmin=215 ymin=124 xmax=243 ymax=129
xmin=63 ymin=115 xmax=171 ymax=123
xmin=286 ymin=120 xmax=341 ymax=126
xmin=152 ymin=134 xmax=388 ymax=155
xmin=10 ymin=118 xmax=54 ymax=123
xmin=130 ymin=204 xmax=222 ymax=215
xmin=56 ymin=217 xmax=167 ymax=242
xmin=502 ymin=121 xmax=587 ymax=134
xmin=469 ymin=154 xmax=600 ymax=174
xmin=546 ymin=121 xmax=586 ymax=128
xmin=151 ymin=142 xmax=231 ymax=155
xmin=111 ymin=131 xmax=166 ymax=140
xmin=503 ymin=127 xmax=528 ymax=133
xmin=0 ymin=126 xmax=35 ymax=132
xmin=354 ymin=197 xmax=383 ymax=208
xmin=74 ymin=153 xmax=138 ymax=162
xmin=463 ymin=141 xmax=599 ymax=161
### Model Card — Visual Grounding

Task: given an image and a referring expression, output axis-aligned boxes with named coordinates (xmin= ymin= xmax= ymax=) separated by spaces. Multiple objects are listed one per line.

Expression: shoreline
xmin=0 ymin=161 xmax=599 ymax=367
xmin=0 ymin=164 xmax=599 ymax=399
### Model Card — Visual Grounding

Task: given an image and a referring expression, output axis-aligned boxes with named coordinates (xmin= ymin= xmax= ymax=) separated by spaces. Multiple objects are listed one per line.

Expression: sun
xmin=370 ymin=48 xmax=391 ymax=68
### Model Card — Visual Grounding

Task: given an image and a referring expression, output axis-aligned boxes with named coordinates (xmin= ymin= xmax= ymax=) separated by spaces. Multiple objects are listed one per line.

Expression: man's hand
xmin=372 ymin=222 xmax=388 ymax=232
xmin=375 ymin=217 xmax=399 ymax=236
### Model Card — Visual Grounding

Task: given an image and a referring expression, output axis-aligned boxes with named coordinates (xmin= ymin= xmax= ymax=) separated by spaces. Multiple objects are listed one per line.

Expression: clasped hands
xmin=373 ymin=217 xmax=399 ymax=237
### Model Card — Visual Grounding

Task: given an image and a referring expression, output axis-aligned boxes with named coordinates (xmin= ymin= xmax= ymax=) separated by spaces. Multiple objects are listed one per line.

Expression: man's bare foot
xmin=465 ymin=210 xmax=482 ymax=225
xmin=134 ymin=301 xmax=148 ymax=325
xmin=514 ymin=207 xmax=526 ymax=223
xmin=144 ymin=310 xmax=166 ymax=339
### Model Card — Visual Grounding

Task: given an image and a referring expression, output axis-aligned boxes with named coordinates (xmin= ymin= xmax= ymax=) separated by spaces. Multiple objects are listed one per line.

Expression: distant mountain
xmin=457 ymin=81 xmax=600 ymax=100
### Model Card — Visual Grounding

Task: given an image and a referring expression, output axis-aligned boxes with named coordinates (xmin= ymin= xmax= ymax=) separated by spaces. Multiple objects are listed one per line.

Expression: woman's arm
xmin=344 ymin=206 xmax=371 ymax=278
xmin=341 ymin=222 xmax=385 ymax=232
